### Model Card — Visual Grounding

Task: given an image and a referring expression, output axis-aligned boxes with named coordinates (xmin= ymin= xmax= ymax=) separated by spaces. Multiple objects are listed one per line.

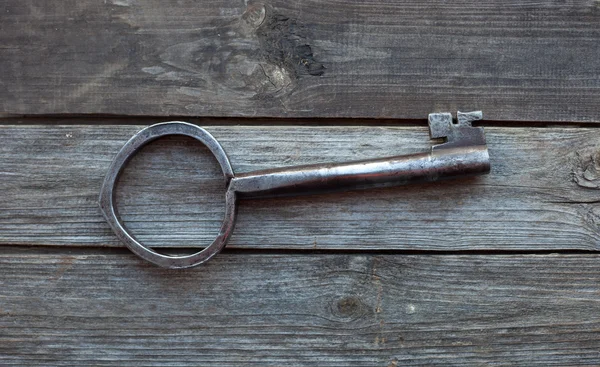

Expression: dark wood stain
xmin=256 ymin=8 xmax=326 ymax=78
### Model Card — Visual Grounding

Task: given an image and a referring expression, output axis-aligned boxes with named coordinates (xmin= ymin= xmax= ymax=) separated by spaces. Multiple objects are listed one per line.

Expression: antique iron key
xmin=99 ymin=111 xmax=490 ymax=269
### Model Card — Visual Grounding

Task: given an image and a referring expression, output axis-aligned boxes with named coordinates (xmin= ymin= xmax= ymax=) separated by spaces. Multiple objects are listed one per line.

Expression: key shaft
xmin=230 ymin=147 xmax=489 ymax=198
xmin=229 ymin=111 xmax=489 ymax=198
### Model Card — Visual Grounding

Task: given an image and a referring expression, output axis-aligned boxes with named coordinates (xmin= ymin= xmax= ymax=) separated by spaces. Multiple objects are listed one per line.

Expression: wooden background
xmin=2 ymin=0 xmax=600 ymax=365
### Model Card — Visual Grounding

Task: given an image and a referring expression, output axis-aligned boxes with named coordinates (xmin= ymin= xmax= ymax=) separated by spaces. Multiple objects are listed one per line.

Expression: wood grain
xmin=2 ymin=0 xmax=600 ymax=121
xmin=1 ymin=250 xmax=599 ymax=366
xmin=2 ymin=124 xmax=600 ymax=250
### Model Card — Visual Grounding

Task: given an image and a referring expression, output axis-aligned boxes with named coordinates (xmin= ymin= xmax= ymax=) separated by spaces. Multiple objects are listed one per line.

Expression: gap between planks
xmin=2 ymin=245 xmax=600 ymax=257
xmin=1 ymin=115 xmax=600 ymax=128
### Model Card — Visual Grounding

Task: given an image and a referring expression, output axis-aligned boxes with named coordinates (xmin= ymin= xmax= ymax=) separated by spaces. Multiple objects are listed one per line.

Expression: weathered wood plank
xmin=1 ymin=124 xmax=600 ymax=250
xmin=1 ymin=251 xmax=599 ymax=366
xmin=2 ymin=1 xmax=600 ymax=121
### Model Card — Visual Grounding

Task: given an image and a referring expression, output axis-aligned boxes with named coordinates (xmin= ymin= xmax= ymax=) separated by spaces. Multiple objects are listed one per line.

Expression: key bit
xmin=429 ymin=111 xmax=486 ymax=151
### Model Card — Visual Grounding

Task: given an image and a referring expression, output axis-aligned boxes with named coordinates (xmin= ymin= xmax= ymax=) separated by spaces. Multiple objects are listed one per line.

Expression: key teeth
xmin=428 ymin=111 xmax=483 ymax=139
xmin=428 ymin=111 xmax=486 ymax=151
xmin=457 ymin=110 xmax=483 ymax=126
xmin=428 ymin=112 xmax=453 ymax=139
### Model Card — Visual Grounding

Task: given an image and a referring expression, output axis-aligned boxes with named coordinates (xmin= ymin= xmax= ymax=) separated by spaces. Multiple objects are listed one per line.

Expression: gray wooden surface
xmin=2 ymin=0 xmax=600 ymax=121
xmin=3 ymin=0 xmax=600 ymax=365
xmin=2 ymin=250 xmax=600 ymax=366
xmin=2 ymin=124 xmax=600 ymax=250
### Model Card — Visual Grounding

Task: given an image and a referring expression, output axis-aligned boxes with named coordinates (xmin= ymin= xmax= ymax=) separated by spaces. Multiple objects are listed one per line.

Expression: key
xmin=99 ymin=111 xmax=490 ymax=269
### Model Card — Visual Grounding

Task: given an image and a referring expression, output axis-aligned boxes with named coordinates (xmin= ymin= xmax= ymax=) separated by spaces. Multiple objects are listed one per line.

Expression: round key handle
xmin=99 ymin=122 xmax=237 ymax=269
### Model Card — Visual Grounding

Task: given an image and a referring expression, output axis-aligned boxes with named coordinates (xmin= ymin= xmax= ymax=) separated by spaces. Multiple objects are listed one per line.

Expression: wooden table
xmin=2 ymin=1 xmax=600 ymax=365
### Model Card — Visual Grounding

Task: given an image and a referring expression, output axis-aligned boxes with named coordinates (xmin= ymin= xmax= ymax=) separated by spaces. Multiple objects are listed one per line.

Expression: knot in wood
xmin=241 ymin=3 xmax=266 ymax=29
xmin=332 ymin=296 xmax=367 ymax=321
xmin=574 ymin=149 xmax=600 ymax=189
